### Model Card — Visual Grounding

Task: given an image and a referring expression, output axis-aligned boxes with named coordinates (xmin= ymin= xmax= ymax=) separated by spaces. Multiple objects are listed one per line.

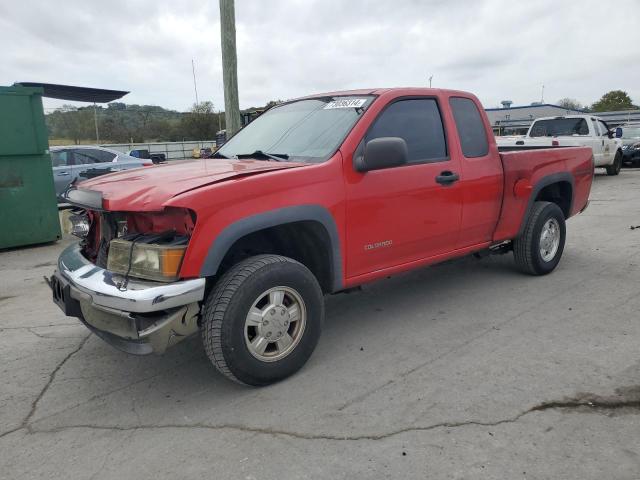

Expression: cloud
xmin=1 ymin=0 xmax=638 ymax=112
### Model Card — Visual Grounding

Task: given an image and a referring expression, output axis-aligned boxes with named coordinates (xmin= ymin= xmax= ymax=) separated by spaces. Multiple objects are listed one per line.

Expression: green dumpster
xmin=0 ymin=85 xmax=61 ymax=249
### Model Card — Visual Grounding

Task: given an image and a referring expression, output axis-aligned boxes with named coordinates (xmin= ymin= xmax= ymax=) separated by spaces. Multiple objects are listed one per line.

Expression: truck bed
xmin=492 ymin=146 xmax=594 ymax=242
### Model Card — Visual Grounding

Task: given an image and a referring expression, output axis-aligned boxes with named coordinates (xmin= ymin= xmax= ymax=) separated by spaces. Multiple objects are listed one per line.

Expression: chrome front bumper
xmin=49 ymin=243 xmax=206 ymax=354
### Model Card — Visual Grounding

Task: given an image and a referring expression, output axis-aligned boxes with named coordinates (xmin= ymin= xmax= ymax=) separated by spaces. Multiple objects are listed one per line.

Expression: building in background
xmin=486 ymin=103 xmax=584 ymax=136
xmin=487 ymin=102 xmax=640 ymax=136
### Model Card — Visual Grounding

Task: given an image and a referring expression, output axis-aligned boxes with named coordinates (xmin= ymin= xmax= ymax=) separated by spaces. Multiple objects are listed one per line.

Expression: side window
xmin=591 ymin=119 xmax=600 ymax=136
xmin=72 ymin=149 xmax=115 ymax=164
xmin=449 ymin=97 xmax=489 ymax=157
xmin=51 ymin=150 xmax=69 ymax=167
xmin=366 ymin=98 xmax=447 ymax=163
xmin=598 ymin=121 xmax=609 ymax=136
xmin=89 ymin=149 xmax=117 ymax=163
xmin=72 ymin=150 xmax=99 ymax=165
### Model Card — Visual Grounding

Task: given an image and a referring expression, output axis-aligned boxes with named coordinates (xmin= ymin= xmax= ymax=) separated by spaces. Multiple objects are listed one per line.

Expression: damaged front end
xmin=49 ymin=188 xmax=205 ymax=354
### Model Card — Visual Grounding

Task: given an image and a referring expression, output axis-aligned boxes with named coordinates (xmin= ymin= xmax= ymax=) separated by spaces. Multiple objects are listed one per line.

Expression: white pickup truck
xmin=497 ymin=115 xmax=623 ymax=176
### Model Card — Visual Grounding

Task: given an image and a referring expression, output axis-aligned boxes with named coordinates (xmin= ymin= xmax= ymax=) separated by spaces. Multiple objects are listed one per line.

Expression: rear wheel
xmin=513 ymin=201 xmax=566 ymax=275
xmin=201 ymin=255 xmax=324 ymax=386
xmin=605 ymin=151 xmax=622 ymax=176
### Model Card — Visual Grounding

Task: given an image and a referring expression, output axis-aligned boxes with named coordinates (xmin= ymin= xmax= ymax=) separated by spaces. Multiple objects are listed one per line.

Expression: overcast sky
xmin=1 ymin=0 xmax=638 ymax=112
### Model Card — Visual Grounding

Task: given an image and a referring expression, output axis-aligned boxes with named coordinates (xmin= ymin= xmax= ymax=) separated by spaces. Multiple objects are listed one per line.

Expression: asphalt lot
xmin=1 ymin=169 xmax=639 ymax=479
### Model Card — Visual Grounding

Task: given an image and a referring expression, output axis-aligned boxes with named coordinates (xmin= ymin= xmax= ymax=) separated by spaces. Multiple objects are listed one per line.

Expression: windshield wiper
xmin=213 ymin=151 xmax=228 ymax=159
xmin=235 ymin=150 xmax=289 ymax=162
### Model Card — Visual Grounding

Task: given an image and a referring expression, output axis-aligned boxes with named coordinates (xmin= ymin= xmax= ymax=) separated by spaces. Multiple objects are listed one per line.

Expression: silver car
xmin=51 ymin=146 xmax=152 ymax=197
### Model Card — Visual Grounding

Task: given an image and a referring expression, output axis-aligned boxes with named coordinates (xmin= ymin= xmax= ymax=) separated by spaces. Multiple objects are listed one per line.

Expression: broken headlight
xmin=69 ymin=212 xmax=90 ymax=238
xmin=107 ymin=237 xmax=188 ymax=282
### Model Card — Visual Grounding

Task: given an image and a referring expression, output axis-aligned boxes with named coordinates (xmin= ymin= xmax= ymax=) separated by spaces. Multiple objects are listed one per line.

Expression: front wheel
xmin=605 ymin=151 xmax=622 ymax=176
xmin=201 ymin=255 xmax=324 ymax=386
xmin=513 ymin=201 xmax=566 ymax=275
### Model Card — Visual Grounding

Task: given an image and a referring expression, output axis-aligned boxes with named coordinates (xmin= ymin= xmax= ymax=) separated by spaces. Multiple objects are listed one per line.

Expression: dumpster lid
xmin=14 ymin=82 xmax=128 ymax=103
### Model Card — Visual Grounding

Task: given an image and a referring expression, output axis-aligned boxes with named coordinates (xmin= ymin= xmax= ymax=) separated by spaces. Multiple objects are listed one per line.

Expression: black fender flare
xmin=199 ymin=204 xmax=343 ymax=291
xmin=517 ymin=172 xmax=574 ymax=237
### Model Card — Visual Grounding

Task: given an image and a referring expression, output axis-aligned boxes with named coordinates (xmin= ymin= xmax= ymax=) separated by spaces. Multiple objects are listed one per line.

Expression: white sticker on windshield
xmin=323 ymin=98 xmax=367 ymax=109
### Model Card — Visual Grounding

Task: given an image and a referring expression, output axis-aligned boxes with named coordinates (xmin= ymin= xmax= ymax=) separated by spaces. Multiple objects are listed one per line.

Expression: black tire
xmin=201 ymin=254 xmax=324 ymax=386
xmin=605 ymin=151 xmax=622 ymax=176
xmin=513 ymin=201 xmax=566 ymax=275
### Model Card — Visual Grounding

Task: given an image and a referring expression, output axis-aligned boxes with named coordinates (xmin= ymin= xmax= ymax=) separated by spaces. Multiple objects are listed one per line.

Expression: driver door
xmin=344 ymin=97 xmax=463 ymax=279
xmin=590 ymin=119 xmax=607 ymax=165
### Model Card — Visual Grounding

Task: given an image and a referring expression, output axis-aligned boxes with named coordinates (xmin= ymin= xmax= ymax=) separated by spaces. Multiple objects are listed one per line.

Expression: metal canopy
xmin=14 ymin=82 xmax=129 ymax=103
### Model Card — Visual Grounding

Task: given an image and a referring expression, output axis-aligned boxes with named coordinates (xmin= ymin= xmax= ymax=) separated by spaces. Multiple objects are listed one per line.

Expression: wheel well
xmin=214 ymin=221 xmax=334 ymax=294
xmin=535 ymin=181 xmax=572 ymax=218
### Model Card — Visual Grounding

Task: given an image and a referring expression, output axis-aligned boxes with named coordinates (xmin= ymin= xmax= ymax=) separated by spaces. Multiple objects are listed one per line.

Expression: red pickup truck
xmin=50 ymin=88 xmax=593 ymax=386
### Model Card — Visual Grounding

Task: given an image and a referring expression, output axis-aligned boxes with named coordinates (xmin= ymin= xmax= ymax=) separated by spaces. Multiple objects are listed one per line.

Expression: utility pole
xmin=219 ymin=0 xmax=241 ymax=135
xmin=428 ymin=75 xmax=433 ymax=88
xmin=93 ymin=103 xmax=100 ymax=143
xmin=191 ymin=59 xmax=199 ymax=105
xmin=541 ymin=84 xmax=545 ymax=103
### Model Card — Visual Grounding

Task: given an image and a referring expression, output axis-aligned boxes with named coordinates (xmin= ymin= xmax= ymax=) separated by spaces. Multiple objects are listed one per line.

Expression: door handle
xmin=435 ymin=171 xmax=459 ymax=185
xmin=57 ymin=172 xmax=70 ymax=176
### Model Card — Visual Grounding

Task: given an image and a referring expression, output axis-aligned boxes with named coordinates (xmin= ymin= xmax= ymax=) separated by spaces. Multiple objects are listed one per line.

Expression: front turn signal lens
xmin=107 ymin=239 xmax=187 ymax=282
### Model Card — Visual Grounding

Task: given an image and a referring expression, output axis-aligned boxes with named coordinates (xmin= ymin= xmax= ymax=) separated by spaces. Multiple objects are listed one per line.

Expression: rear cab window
xmin=365 ymin=98 xmax=447 ymax=163
xmin=530 ymin=118 xmax=589 ymax=137
xmin=449 ymin=97 xmax=489 ymax=157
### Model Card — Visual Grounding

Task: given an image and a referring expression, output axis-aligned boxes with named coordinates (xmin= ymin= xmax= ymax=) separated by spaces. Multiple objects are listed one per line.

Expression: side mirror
xmin=607 ymin=130 xmax=614 ymax=139
xmin=355 ymin=137 xmax=408 ymax=172
xmin=615 ymin=127 xmax=623 ymax=138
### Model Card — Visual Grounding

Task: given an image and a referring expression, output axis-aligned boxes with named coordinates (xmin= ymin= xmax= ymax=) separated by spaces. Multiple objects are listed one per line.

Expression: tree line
xmin=46 ymin=101 xmax=228 ymax=145
xmin=556 ymin=90 xmax=637 ymax=113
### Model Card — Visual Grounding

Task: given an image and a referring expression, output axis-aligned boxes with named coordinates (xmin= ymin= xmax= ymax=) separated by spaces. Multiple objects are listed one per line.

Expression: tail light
xmin=552 ymin=139 xmax=559 ymax=146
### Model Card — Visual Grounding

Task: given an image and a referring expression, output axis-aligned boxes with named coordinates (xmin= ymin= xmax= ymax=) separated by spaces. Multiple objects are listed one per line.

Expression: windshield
xmin=530 ymin=118 xmax=589 ymax=137
xmin=622 ymin=127 xmax=640 ymax=139
xmin=217 ymin=96 xmax=374 ymax=162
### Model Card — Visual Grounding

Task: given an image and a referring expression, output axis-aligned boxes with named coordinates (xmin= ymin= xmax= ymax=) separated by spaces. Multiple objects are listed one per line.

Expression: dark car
xmin=128 ymin=148 xmax=167 ymax=164
xmin=620 ymin=125 xmax=640 ymax=167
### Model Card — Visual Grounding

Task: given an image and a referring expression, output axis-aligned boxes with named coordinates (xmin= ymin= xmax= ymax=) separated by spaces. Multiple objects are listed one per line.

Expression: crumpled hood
xmin=76 ymin=158 xmax=304 ymax=211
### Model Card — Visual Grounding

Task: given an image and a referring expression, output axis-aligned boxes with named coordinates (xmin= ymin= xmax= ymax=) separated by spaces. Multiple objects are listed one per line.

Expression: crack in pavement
xmin=23 ymin=352 xmax=203 ymax=429
xmin=0 ymin=333 xmax=91 ymax=439
xmin=531 ymin=387 xmax=640 ymax=413
xmin=5 ymin=395 xmax=638 ymax=443
xmin=26 ymin=327 xmax=86 ymax=340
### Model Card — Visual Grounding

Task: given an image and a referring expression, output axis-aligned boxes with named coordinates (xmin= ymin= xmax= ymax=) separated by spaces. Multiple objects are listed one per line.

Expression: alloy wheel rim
xmin=539 ymin=218 xmax=561 ymax=262
xmin=244 ymin=286 xmax=306 ymax=362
